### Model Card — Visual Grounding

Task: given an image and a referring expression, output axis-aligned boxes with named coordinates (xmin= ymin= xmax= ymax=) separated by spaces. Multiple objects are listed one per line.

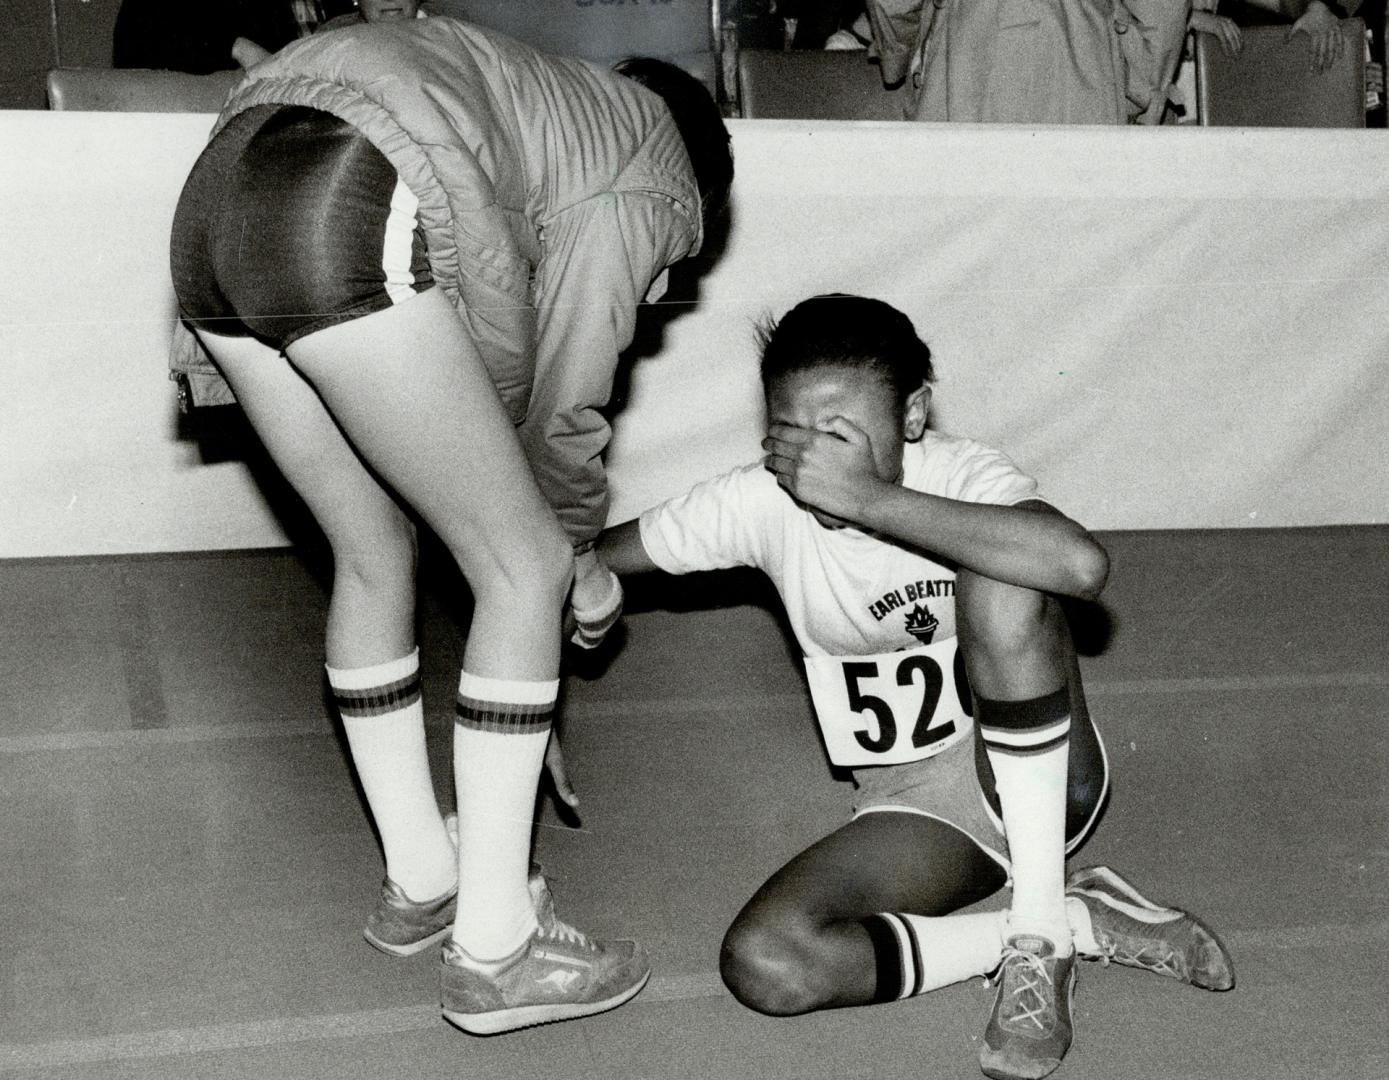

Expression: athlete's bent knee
xmin=719 ymin=920 xmax=829 ymax=1017
xmin=958 ymin=578 xmax=1062 ymax=664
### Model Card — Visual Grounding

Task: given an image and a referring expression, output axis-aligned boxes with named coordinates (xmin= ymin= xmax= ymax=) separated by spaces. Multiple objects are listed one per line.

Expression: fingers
xmin=1224 ymin=21 xmax=1242 ymax=58
xmin=545 ymin=732 xmax=580 ymax=810
xmin=821 ymin=415 xmax=866 ymax=443
xmin=1324 ymin=27 xmax=1345 ymax=71
xmin=762 ymin=424 xmax=811 ymax=486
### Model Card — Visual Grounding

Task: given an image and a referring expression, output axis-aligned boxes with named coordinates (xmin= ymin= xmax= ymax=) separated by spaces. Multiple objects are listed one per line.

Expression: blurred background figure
xmin=112 ymin=0 xmax=324 ymax=73
xmin=863 ymin=0 xmax=1192 ymax=124
xmin=1227 ymin=1 xmax=1364 ymax=71
xmin=1195 ymin=1 xmax=1383 ymax=124
xmin=1190 ymin=0 xmax=1244 ymax=58
xmin=780 ymin=0 xmax=870 ymax=49
xmin=318 ymin=0 xmax=427 ymax=34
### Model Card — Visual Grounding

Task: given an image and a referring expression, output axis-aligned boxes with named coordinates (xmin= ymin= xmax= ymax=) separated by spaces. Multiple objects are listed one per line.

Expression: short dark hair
xmin=759 ymin=294 xmax=935 ymax=410
xmin=614 ymin=57 xmax=733 ymax=232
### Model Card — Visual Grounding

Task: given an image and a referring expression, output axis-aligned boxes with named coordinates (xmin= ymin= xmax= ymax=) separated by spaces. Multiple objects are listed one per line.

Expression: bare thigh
xmin=194 ymin=328 xmax=418 ymax=666
xmin=734 ymin=810 xmax=1007 ymax=928
xmin=285 ymin=290 xmax=573 ymax=679
xmin=721 ymin=811 xmax=1007 ymax=1010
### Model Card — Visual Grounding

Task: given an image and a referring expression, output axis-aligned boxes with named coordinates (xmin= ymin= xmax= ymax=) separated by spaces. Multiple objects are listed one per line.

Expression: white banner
xmin=1 ymin=113 xmax=1386 ymax=557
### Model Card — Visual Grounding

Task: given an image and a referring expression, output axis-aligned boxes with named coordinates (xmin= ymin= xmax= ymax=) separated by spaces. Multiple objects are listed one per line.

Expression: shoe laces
xmin=1098 ymin=935 xmax=1183 ymax=979
xmin=539 ymin=917 xmax=591 ymax=950
xmin=994 ymin=947 xmax=1054 ymax=1032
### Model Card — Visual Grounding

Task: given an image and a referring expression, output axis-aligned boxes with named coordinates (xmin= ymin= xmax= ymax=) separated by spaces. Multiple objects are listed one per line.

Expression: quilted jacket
xmin=170 ymin=16 xmax=703 ymax=550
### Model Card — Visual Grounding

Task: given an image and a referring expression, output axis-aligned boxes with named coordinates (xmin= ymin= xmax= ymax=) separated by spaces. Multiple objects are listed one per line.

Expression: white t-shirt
xmin=639 ymin=430 xmax=1040 ymax=658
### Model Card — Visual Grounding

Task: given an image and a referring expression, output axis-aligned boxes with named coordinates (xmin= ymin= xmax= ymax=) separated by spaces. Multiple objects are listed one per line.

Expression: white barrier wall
xmin=1 ymin=111 xmax=1386 ymax=558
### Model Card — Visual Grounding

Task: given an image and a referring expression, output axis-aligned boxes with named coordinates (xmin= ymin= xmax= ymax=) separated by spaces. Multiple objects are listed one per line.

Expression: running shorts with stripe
xmin=850 ymin=714 xmax=1109 ymax=871
xmin=170 ymin=104 xmax=434 ymax=349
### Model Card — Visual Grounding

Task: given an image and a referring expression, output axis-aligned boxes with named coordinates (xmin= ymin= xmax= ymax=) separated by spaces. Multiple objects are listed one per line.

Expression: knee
xmin=958 ymin=578 xmax=1054 ymax=664
xmin=719 ymin=919 xmax=830 ymax=1017
xmin=331 ymin=511 xmax=418 ymax=595
xmin=473 ymin=528 xmax=574 ymax=612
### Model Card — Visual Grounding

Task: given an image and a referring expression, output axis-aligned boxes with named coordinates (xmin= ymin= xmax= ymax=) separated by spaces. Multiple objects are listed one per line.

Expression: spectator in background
xmin=782 ymin=0 xmax=869 ymax=49
xmin=1195 ymin=1 xmax=1383 ymax=126
xmin=317 ymin=0 xmax=427 ymax=35
xmin=1191 ymin=1 xmax=1244 ymax=57
xmin=1215 ymin=1 xmax=1365 ymax=71
xmin=864 ymin=0 xmax=1192 ymax=124
xmin=113 ymin=0 xmax=309 ymax=74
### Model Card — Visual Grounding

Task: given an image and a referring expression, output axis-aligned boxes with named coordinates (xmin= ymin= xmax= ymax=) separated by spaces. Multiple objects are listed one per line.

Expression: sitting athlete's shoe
xmin=980 ymin=935 xmax=1077 ymax=1080
xmin=1066 ymin=865 xmax=1235 ymax=991
xmin=440 ymin=915 xmax=650 ymax=1035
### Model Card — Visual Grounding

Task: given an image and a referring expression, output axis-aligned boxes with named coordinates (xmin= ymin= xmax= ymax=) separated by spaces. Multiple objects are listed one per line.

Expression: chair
xmin=46 ymin=68 xmax=242 ymax=113
xmin=734 ymin=47 xmax=909 ymax=120
xmin=426 ymin=0 xmax=725 ymax=103
xmin=1195 ymin=19 xmax=1366 ymax=127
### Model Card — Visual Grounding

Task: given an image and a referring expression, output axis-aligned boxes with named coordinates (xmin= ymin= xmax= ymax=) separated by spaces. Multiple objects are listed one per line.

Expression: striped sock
xmin=977 ymin=688 xmax=1073 ymax=951
xmin=450 ymin=671 xmax=556 ymax=959
xmin=327 ymin=649 xmax=455 ymax=901
xmin=860 ymin=910 xmax=1007 ymax=1001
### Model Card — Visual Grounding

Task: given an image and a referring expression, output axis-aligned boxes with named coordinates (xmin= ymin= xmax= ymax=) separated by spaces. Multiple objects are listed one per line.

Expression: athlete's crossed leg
xmin=720 ymin=572 xmax=1229 ymax=1080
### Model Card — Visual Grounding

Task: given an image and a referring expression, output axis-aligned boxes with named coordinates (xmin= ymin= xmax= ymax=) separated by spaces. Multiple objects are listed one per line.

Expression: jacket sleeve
xmin=520 ymin=191 xmax=693 ymax=553
xmin=1115 ymin=0 xmax=1193 ymax=124
xmin=865 ymin=0 xmax=932 ymax=87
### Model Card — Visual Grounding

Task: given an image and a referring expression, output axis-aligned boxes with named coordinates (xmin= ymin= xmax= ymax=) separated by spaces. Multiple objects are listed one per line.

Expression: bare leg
xmin=721 ymin=812 xmax=1007 ymax=1015
xmin=285 ymin=288 xmax=574 ymax=680
xmin=957 ymin=570 xmax=1085 ymax=1080
xmin=196 ymin=326 xmax=453 ymax=899
xmin=957 ymin=571 xmax=1074 ymax=947
xmin=282 ymin=289 xmax=574 ymax=958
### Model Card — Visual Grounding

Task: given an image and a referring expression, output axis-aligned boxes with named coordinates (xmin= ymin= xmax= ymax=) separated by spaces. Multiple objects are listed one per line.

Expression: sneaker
xmin=440 ymin=918 xmax=650 ymax=1035
xmin=363 ymin=877 xmax=458 ymax=957
xmin=363 ymin=814 xmax=555 ymax=958
xmin=361 ymin=813 xmax=460 ymax=957
xmin=1066 ymin=865 xmax=1235 ymax=991
xmin=980 ymin=935 xmax=1076 ymax=1080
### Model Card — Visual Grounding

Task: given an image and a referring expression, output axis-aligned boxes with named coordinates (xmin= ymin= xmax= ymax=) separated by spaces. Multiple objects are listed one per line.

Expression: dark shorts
xmin=170 ymin=104 xmax=433 ymax=350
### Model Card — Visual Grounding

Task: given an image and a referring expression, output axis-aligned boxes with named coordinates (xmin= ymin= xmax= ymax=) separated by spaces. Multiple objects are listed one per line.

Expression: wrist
xmin=853 ymin=476 xmax=906 ymax=531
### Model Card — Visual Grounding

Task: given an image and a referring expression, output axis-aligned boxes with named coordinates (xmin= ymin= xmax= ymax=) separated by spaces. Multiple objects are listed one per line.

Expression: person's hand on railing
xmin=1289 ymin=0 xmax=1346 ymax=73
xmin=1191 ymin=11 xmax=1243 ymax=58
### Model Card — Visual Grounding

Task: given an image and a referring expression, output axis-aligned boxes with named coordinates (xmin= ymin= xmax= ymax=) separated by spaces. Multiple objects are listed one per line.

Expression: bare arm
xmin=856 ymin=489 xmax=1110 ymax=600
xmin=596 ymin=518 xmax=662 ymax=577
xmin=232 ymin=36 xmax=271 ymax=69
xmin=762 ymin=418 xmax=1109 ymax=601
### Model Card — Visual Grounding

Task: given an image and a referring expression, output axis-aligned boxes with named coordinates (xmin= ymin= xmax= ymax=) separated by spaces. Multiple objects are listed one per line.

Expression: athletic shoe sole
xmin=364 ymin=923 xmax=453 ymax=958
xmin=442 ymin=967 xmax=651 ymax=1035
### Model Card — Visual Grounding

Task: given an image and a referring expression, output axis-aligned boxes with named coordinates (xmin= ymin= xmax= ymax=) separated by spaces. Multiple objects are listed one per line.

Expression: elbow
xmin=1068 ymin=538 xmax=1110 ymax=601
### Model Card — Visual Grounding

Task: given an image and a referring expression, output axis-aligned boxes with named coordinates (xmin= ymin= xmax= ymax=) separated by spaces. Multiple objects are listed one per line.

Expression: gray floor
xmin=1 ymin=527 xmax=1385 ymax=1079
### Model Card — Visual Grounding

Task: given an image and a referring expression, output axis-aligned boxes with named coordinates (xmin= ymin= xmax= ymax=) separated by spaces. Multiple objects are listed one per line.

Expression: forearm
xmin=856 ymin=487 xmax=1110 ymax=600
xmin=596 ymin=519 xmax=662 ymax=577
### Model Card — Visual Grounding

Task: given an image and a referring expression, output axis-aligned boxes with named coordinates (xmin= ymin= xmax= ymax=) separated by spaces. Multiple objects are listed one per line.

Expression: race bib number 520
xmin=803 ymin=638 xmax=973 ymax=768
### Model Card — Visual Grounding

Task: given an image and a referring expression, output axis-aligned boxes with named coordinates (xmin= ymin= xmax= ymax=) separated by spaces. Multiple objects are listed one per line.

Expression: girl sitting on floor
xmin=597 ymin=294 xmax=1234 ymax=1080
